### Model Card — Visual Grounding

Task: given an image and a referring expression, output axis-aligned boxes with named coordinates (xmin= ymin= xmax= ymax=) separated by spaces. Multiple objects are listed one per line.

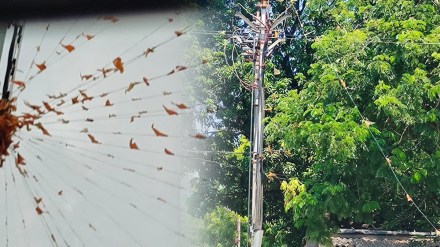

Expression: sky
xmin=0 ymin=10 xmax=204 ymax=247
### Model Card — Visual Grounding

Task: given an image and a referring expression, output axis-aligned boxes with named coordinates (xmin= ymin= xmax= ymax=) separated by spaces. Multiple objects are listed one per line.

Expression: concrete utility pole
xmin=234 ymin=1 xmax=289 ymax=246
xmin=237 ymin=218 xmax=241 ymax=247
xmin=2 ymin=22 xmax=24 ymax=100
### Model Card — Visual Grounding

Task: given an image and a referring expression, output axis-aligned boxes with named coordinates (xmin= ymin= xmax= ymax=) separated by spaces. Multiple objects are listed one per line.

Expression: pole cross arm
xmin=267 ymin=38 xmax=285 ymax=56
xmin=235 ymin=12 xmax=258 ymax=30
xmin=270 ymin=14 xmax=290 ymax=30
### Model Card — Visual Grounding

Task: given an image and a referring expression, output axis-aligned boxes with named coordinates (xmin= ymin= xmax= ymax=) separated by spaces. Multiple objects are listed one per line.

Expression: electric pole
xmin=237 ymin=218 xmax=241 ymax=247
xmin=234 ymin=1 xmax=290 ymax=246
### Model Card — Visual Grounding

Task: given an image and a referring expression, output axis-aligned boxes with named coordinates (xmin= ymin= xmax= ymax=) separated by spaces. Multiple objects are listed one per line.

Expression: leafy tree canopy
xmin=267 ymin=0 xmax=440 ymax=244
xmin=187 ymin=0 xmax=440 ymax=245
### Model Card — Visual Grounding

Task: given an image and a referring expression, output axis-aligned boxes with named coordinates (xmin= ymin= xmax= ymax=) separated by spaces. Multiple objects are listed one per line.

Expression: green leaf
xmin=412 ymin=171 xmax=422 ymax=183
xmin=362 ymin=201 xmax=381 ymax=213
xmin=392 ymin=148 xmax=407 ymax=161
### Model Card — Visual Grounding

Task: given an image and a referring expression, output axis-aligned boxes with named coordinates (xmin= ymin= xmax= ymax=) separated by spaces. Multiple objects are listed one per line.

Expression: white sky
xmin=0 ymin=11 xmax=202 ymax=247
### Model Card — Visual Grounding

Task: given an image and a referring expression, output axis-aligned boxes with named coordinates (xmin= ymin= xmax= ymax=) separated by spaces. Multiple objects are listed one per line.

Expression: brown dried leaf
xmin=166 ymin=69 xmax=175 ymax=76
xmin=71 ymin=96 xmax=79 ymax=104
xmin=339 ymin=78 xmax=346 ymax=89
xmin=36 ymin=62 xmax=46 ymax=71
xmin=80 ymin=74 xmax=93 ymax=81
xmin=406 ymin=194 xmax=413 ymax=202
xmin=61 ymin=44 xmax=75 ymax=53
xmin=130 ymin=115 xmax=140 ymax=123
xmin=16 ymin=153 xmax=26 ymax=165
xmin=42 ymin=101 xmax=54 ymax=112
xmin=164 ymin=148 xmax=174 ymax=155
xmin=97 ymin=68 xmax=113 ymax=78
xmin=172 ymin=102 xmax=189 ymax=109
xmin=35 ymin=207 xmax=43 ymax=215
xmin=266 ymin=172 xmax=278 ymax=182
xmin=11 ymin=80 xmax=26 ymax=88
xmin=24 ymin=101 xmax=42 ymax=113
xmin=175 ymin=65 xmax=187 ymax=71
xmin=385 ymin=157 xmax=392 ymax=165
xmin=12 ymin=142 xmax=20 ymax=150
xmin=125 ymin=82 xmax=140 ymax=94
xmin=193 ymin=133 xmax=206 ymax=139
xmin=105 ymin=99 xmax=113 ymax=107
xmin=163 ymin=105 xmax=178 ymax=116
xmin=34 ymin=197 xmax=43 ymax=204
xmin=113 ymin=57 xmax=124 ymax=73
xmin=143 ymin=77 xmax=150 ymax=86
xmin=56 ymin=99 xmax=65 ymax=107
xmin=87 ymin=134 xmax=100 ymax=144
xmin=84 ymin=34 xmax=94 ymax=40
xmin=143 ymin=47 xmax=155 ymax=57
xmin=129 ymin=138 xmax=139 ymax=150
xmin=34 ymin=122 xmax=51 ymax=136
xmin=151 ymin=124 xmax=168 ymax=137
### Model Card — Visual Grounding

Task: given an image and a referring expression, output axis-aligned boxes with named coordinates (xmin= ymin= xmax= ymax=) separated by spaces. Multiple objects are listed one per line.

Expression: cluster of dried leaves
xmin=0 ymin=99 xmax=20 ymax=167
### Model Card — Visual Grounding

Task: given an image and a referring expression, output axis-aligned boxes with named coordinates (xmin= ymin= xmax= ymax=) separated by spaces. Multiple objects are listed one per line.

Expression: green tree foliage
xmin=186 ymin=29 xmax=253 ymax=217
xmin=187 ymin=0 xmax=440 ymax=245
xmin=198 ymin=206 xmax=248 ymax=247
xmin=266 ymin=0 xmax=440 ymax=244
xmin=186 ymin=25 xmax=305 ymax=247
